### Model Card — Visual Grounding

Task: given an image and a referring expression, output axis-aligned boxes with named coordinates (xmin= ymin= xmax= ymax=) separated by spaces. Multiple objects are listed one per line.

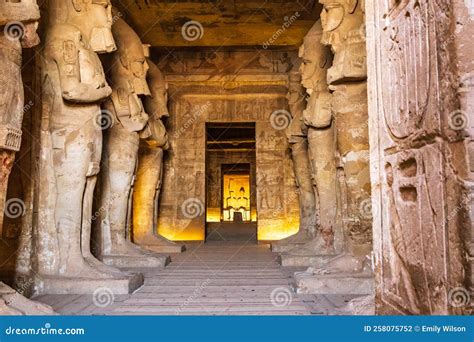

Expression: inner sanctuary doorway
xmin=205 ymin=123 xmax=257 ymax=241
xmin=0 ymin=0 xmax=471 ymax=317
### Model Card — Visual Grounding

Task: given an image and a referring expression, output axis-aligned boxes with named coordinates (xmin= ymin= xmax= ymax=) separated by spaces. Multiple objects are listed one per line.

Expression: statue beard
xmin=89 ymin=27 xmax=116 ymax=53
xmin=131 ymin=77 xmax=151 ymax=96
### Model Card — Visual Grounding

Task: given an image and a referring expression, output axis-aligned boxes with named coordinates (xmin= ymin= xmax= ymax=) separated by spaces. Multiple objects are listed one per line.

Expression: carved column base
xmin=294 ymin=272 xmax=374 ymax=295
xmin=137 ymin=235 xmax=185 ymax=254
xmin=101 ymin=254 xmax=170 ymax=269
xmin=34 ymin=272 xmax=144 ymax=295
xmin=338 ymin=295 xmax=375 ymax=315
xmin=0 ymin=282 xmax=56 ymax=315
xmin=278 ymin=254 xmax=332 ymax=268
xmin=271 ymin=231 xmax=313 ymax=253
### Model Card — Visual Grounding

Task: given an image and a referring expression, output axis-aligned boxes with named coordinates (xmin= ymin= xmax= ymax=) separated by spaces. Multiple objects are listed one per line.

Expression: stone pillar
xmin=316 ymin=0 xmax=372 ymax=271
xmin=96 ymin=18 xmax=169 ymax=268
xmin=0 ymin=0 xmax=54 ymax=314
xmin=132 ymin=58 xmax=184 ymax=254
xmin=278 ymin=22 xmax=341 ymax=265
xmin=36 ymin=0 xmax=143 ymax=295
xmin=366 ymin=0 xmax=472 ymax=314
xmin=271 ymin=66 xmax=318 ymax=252
xmin=293 ymin=2 xmax=374 ymax=296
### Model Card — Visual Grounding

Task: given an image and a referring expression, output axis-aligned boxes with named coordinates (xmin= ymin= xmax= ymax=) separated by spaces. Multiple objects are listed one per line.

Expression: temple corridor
xmin=33 ymin=242 xmax=354 ymax=315
xmin=0 ymin=0 xmax=472 ymax=317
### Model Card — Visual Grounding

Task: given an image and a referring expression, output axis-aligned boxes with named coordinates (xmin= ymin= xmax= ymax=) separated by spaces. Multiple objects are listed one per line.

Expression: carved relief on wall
xmin=380 ymin=0 xmax=436 ymax=139
xmin=157 ymin=89 xmax=299 ymax=240
xmin=367 ymin=0 xmax=471 ymax=314
xmin=158 ymin=51 xmax=294 ymax=76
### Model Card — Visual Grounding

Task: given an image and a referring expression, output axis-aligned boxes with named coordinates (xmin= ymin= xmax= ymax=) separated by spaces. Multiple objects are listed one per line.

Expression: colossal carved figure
xmin=366 ymin=0 xmax=471 ymax=314
xmin=96 ymin=18 xmax=168 ymax=268
xmin=132 ymin=58 xmax=184 ymax=254
xmin=284 ymin=21 xmax=339 ymax=257
xmin=271 ymin=65 xmax=317 ymax=252
xmin=308 ymin=0 xmax=372 ymax=273
xmin=39 ymin=0 xmax=144 ymax=294
xmin=0 ymin=0 xmax=53 ymax=313
xmin=0 ymin=0 xmax=40 ymax=234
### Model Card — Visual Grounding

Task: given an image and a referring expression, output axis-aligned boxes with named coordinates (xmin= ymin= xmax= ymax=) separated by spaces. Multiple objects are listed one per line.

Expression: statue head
xmin=319 ymin=0 xmax=366 ymax=84
xmin=0 ymin=0 xmax=40 ymax=48
xmin=49 ymin=0 xmax=116 ymax=53
xmin=298 ymin=21 xmax=332 ymax=93
xmin=112 ymin=18 xmax=150 ymax=96
xmin=145 ymin=58 xmax=169 ymax=119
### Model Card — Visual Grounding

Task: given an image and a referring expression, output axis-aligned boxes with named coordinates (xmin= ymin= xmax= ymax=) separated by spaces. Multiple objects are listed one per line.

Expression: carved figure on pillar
xmin=287 ymin=21 xmax=339 ymax=257
xmin=0 ymin=0 xmax=40 ymax=234
xmin=0 ymin=0 xmax=55 ymax=314
xmin=132 ymin=58 xmax=184 ymax=254
xmin=309 ymin=0 xmax=371 ymax=274
xmin=271 ymin=64 xmax=317 ymax=252
xmin=39 ymin=0 xmax=143 ymax=294
xmin=97 ymin=18 xmax=169 ymax=268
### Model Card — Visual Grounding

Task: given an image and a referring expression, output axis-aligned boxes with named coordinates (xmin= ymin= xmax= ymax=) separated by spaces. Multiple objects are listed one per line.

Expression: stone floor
xmin=34 ymin=242 xmax=357 ymax=315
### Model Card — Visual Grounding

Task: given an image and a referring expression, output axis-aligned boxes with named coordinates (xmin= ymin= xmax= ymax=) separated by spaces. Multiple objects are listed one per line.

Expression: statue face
xmin=151 ymin=83 xmax=169 ymax=118
xmin=319 ymin=0 xmax=366 ymax=84
xmin=0 ymin=0 xmax=40 ymax=47
xmin=128 ymin=58 xmax=150 ymax=96
xmin=146 ymin=59 xmax=169 ymax=118
xmin=298 ymin=40 xmax=329 ymax=92
xmin=319 ymin=0 xmax=361 ymax=48
xmin=286 ymin=72 xmax=304 ymax=106
xmin=71 ymin=0 xmax=116 ymax=53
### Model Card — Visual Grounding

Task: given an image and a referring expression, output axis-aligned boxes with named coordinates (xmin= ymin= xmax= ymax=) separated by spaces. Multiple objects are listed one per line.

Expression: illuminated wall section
xmin=151 ymin=50 xmax=299 ymax=242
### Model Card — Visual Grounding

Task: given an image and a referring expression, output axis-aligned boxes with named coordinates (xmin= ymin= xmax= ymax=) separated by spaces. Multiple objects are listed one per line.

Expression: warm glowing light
xmin=158 ymin=222 xmax=205 ymax=241
xmin=206 ymin=208 xmax=221 ymax=222
xmin=222 ymin=174 xmax=251 ymax=222
xmin=257 ymin=216 xmax=300 ymax=241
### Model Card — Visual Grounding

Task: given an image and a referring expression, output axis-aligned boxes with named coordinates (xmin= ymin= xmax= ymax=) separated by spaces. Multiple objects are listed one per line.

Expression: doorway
xmin=205 ymin=123 xmax=257 ymax=241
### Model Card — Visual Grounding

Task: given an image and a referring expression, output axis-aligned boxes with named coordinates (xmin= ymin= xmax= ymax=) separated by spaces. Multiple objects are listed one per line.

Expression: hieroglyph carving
xmin=367 ymin=0 xmax=470 ymax=314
